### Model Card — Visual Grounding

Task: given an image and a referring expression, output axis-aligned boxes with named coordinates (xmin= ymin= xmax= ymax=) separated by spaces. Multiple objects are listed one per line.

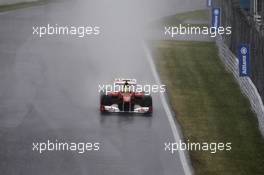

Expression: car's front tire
xmin=141 ymin=95 xmax=153 ymax=116
xmin=100 ymin=94 xmax=112 ymax=113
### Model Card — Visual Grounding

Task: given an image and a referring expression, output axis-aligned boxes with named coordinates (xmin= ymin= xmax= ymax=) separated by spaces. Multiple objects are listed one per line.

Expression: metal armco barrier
xmin=213 ymin=0 xmax=264 ymax=107
xmin=216 ymin=35 xmax=264 ymax=136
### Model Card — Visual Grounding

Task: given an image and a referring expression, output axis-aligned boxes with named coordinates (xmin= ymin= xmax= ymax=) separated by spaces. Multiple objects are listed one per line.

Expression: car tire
xmin=141 ymin=95 xmax=153 ymax=115
xmin=100 ymin=95 xmax=112 ymax=114
xmin=101 ymin=94 xmax=112 ymax=106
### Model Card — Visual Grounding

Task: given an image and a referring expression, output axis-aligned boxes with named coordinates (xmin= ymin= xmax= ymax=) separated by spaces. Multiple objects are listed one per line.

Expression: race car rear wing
xmin=114 ymin=78 xmax=137 ymax=85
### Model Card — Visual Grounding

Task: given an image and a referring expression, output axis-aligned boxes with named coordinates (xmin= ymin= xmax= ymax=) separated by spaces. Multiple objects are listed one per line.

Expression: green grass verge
xmin=0 ymin=0 xmax=48 ymax=12
xmin=152 ymin=40 xmax=264 ymax=175
xmin=150 ymin=9 xmax=209 ymax=29
xmin=173 ymin=9 xmax=210 ymax=22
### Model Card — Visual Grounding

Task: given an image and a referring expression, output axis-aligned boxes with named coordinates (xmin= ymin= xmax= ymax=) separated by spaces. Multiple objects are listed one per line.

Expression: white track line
xmin=143 ymin=43 xmax=193 ymax=175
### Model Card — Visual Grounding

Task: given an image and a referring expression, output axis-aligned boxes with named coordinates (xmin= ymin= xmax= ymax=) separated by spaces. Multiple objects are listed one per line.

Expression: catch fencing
xmin=213 ymin=0 xmax=264 ymax=104
xmin=216 ymin=35 xmax=264 ymax=136
xmin=211 ymin=0 xmax=264 ymax=136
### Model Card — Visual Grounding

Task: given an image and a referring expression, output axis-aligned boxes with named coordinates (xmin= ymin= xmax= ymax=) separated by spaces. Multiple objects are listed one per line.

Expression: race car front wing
xmin=101 ymin=105 xmax=151 ymax=114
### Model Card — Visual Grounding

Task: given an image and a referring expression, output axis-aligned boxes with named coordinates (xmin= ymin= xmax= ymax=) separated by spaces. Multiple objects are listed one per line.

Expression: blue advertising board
xmin=212 ymin=8 xmax=221 ymax=30
xmin=238 ymin=44 xmax=250 ymax=77
xmin=240 ymin=0 xmax=250 ymax=11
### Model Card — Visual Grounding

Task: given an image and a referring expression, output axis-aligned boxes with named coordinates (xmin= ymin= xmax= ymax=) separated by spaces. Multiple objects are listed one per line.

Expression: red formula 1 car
xmin=100 ymin=79 xmax=152 ymax=115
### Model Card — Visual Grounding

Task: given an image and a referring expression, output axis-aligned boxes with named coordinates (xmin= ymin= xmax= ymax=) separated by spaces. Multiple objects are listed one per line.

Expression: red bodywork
xmin=109 ymin=92 xmax=144 ymax=103
xmin=100 ymin=79 xmax=152 ymax=114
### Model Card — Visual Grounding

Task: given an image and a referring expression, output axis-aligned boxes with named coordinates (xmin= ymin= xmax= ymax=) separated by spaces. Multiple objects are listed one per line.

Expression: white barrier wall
xmin=216 ymin=35 xmax=264 ymax=137
xmin=0 ymin=0 xmax=37 ymax=5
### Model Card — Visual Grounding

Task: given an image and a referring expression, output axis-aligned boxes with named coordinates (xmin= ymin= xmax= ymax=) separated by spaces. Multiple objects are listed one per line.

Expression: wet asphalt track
xmin=0 ymin=0 xmax=206 ymax=174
